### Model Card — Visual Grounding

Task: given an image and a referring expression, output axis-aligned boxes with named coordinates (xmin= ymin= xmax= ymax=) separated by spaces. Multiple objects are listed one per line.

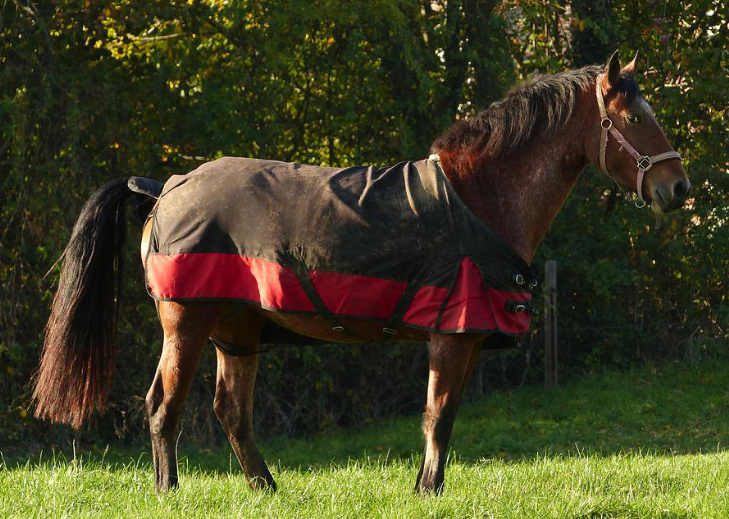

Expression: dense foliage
xmin=1 ymin=0 xmax=727 ymax=448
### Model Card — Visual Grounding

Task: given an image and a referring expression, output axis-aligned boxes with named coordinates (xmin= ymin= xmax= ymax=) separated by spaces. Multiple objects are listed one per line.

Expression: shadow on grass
xmin=257 ymin=358 xmax=729 ymax=470
xmin=4 ymin=359 xmax=729 ymax=474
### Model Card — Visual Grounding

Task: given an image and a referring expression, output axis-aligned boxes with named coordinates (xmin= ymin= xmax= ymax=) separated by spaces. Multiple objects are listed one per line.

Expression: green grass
xmin=3 ymin=359 xmax=729 ymax=518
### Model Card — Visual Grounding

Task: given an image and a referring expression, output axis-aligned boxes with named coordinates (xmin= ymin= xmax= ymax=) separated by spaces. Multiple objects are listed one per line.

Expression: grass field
xmin=2 ymin=359 xmax=729 ymax=518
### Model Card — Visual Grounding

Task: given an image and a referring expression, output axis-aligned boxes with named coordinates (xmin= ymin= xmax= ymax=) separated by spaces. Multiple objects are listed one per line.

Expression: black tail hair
xmin=32 ymin=177 xmax=153 ymax=428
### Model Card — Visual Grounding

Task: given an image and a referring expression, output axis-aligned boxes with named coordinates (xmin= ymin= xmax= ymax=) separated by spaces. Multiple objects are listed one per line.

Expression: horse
xmin=31 ymin=51 xmax=689 ymax=494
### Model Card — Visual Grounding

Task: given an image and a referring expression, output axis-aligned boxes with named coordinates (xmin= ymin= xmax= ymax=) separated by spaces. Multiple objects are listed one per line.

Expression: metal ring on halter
xmin=637 ymin=156 xmax=653 ymax=171
xmin=634 ymin=196 xmax=647 ymax=208
xmin=600 ymin=118 xmax=613 ymax=129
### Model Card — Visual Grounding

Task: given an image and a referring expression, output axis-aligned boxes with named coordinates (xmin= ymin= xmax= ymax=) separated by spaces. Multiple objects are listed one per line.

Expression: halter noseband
xmin=595 ymin=73 xmax=682 ymax=207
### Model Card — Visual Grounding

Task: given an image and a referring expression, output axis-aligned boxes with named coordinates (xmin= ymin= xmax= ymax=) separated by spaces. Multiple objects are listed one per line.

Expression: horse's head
xmin=590 ymin=51 xmax=690 ymax=214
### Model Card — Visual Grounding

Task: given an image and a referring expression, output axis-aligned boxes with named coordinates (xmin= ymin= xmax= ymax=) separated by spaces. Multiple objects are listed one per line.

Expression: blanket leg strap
xmin=287 ymin=255 xmax=362 ymax=341
xmin=210 ymin=336 xmax=273 ymax=357
xmin=380 ymin=277 xmax=426 ymax=340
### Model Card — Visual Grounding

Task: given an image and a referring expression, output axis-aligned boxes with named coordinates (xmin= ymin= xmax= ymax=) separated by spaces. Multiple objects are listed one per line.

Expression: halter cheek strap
xmin=595 ymin=73 xmax=682 ymax=206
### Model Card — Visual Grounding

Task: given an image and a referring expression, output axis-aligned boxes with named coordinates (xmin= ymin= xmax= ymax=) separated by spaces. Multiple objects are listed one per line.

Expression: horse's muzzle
xmin=653 ymin=177 xmax=691 ymax=212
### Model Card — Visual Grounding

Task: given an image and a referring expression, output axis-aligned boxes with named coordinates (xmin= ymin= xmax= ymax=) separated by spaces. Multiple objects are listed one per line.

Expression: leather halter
xmin=595 ymin=73 xmax=682 ymax=207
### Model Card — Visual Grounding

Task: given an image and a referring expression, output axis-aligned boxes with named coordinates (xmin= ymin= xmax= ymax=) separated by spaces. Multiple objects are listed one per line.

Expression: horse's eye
xmin=626 ymin=113 xmax=641 ymax=124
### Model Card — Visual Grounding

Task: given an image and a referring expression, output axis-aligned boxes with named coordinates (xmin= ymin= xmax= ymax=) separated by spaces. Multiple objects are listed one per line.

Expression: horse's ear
xmin=602 ymin=51 xmax=621 ymax=92
xmin=622 ymin=51 xmax=640 ymax=78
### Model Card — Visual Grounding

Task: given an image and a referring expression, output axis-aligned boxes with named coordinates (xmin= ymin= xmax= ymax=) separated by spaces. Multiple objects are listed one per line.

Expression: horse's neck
xmin=443 ymin=116 xmax=590 ymax=264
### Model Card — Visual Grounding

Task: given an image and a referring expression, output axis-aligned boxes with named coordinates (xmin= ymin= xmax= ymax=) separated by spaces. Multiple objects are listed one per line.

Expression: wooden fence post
xmin=544 ymin=260 xmax=558 ymax=387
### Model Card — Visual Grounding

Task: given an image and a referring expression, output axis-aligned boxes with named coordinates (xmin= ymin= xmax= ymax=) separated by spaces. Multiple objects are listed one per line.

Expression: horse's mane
xmin=432 ymin=64 xmax=640 ymax=159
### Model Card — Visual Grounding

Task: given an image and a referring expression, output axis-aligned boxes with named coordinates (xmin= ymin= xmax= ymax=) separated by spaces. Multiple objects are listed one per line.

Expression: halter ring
xmin=637 ymin=156 xmax=653 ymax=171
xmin=600 ymin=118 xmax=613 ymax=129
xmin=634 ymin=197 xmax=647 ymax=209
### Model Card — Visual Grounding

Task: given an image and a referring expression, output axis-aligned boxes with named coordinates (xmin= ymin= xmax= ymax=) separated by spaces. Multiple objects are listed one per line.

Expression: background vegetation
xmin=1 ymin=0 xmax=727 ymax=450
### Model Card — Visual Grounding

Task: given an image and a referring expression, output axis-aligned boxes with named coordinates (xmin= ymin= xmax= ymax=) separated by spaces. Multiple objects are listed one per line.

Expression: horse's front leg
xmin=415 ymin=333 xmax=482 ymax=494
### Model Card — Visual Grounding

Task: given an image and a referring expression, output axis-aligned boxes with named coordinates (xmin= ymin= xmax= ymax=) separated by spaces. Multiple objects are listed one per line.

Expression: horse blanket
xmin=143 ymin=156 xmax=536 ymax=346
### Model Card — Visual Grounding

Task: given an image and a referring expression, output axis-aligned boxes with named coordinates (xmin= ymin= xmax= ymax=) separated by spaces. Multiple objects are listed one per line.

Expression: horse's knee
xmin=423 ymin=401 xmax=458 ymax=438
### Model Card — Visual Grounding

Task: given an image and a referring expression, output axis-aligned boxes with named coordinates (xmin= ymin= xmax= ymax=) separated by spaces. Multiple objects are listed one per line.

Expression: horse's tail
xmin=32 ymin=177 xmax=160 ymax=429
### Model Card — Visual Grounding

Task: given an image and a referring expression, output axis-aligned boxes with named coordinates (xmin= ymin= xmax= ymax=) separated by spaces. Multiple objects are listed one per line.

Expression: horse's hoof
xmin=155 ymin=476 xmax=179 ymax=493
xmin=249 ymin=475 xmax=277 ymax=493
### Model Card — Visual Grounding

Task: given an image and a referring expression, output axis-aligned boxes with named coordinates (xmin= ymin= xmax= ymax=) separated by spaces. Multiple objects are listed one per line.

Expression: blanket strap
xmin=286 ymin=253 xmax=362 ymax=340
xmin=210 ymin=336 xmax=274 ymax=357
xmin=379 ymin=282 xmax=422 ymax=339
xmin=380 ymin=264 xmax=443 ymax=339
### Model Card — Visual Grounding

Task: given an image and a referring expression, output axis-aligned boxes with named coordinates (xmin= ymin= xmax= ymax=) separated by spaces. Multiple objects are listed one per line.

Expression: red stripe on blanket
xmin=402 ymin=257 xmax=531 ymax=334
xmin=146 ymin=253 xmax=315 ymax=311
xmin=145 ymin=253 xmax=406 ymax=317
xmin=146 ymin=253 xmax=530 ymax=333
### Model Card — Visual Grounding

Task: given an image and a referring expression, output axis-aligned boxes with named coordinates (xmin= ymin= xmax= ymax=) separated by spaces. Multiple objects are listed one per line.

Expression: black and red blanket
xmin=144 ymin=157 xmax=536 ymax=344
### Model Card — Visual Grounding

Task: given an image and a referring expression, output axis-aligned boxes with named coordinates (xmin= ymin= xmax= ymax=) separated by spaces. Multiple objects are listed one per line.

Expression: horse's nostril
xmin=673 ymin=178 xmax=690 ymax=201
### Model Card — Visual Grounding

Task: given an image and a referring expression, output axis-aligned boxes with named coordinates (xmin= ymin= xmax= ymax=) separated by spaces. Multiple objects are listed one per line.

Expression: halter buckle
xmin=600 ymin=118 xmax=613 ymax=130
xmin=637 ymin=156 xmax=652 ymax=171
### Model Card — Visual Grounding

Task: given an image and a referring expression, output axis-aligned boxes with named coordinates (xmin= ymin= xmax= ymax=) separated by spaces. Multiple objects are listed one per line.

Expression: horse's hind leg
xmin=214 ymin=349 xmax=276 ymax=491
xmin=146 ymin=301 xmax=223 ymax=492
xmin=210 ymin=310 xmax=275 ymax=490
xmin=415 ymin=334 xmax=482 ymax=494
